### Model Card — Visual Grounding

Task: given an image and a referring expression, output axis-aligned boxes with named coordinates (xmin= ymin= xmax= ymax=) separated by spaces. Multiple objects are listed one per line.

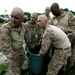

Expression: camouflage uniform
xmin=44 ymin=6 xmax=51 ymax=24
xmin=46 ymin=15 xmax=51 ymax=24
xmin=50 ymin=11 xmax=75 ymax=64
xmin=39 ymin=25 xmax=71 ymax=75
xmin=25 ymin=21 xmax=43 ymax=54
xmin=50 ymin=11 xmax=74 ymax=33
xmin=68 ymin=17 xmax=75 ymax=63
xmin=43 ymin=13 xmax=51 ymax=24
xmin=0 ymin=22 xmax=26 ymax=75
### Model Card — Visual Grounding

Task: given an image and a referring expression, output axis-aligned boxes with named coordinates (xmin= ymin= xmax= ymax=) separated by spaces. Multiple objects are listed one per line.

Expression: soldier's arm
xmin=24 ymin=26 xmax=32 ymax=48
xmin=68 ymin=12 xmax=75 ymax=26
xmin=1 ymin=26 xmax=14 ymax=59
xmin=39 ymin=30 xmax=53 ymax=56
xmin=57 ymin=24 xmax=74 ymax=34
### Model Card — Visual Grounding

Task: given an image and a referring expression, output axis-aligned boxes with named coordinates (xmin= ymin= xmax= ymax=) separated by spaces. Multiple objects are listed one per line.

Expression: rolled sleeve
xmin=39 ymin=30 xmax=53 ymax=56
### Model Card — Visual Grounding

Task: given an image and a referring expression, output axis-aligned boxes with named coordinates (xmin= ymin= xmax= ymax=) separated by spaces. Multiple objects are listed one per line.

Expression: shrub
xmin=0 ymin=18 xmax=4 ymax=23
xmin=0 ymin=61 xmax=8 ymax=75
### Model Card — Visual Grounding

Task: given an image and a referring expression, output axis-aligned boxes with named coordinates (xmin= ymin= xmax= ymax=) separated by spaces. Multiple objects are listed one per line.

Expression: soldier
xmin=50 ymin=2 xmax=75 ymax=67
xmin=44 ymin=6 xmax=51 ymax=24
xmin=37 ymin=15 xmax=71 ymax=75
xmin=25 ymin=12 xmax=43 ymax=54
xmin=0 ymin=7 xmax=26 ymax=75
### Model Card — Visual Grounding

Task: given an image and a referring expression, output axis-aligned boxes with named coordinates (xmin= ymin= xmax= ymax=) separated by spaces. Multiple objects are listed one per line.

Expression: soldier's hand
xmin=37 ymin=54 xmax=43 ymax=57
xmin=37 ymin=54 xmax=40 ymax=56
xmin=68 ymin=29 xmax=74 ymax=33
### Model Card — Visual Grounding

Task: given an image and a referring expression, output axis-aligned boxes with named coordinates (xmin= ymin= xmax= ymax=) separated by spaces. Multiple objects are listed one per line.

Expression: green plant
xmin=0 ymin=23 xmax=3 ymax=27
xmin=0 ymin=18 xmax=4 ymax=23
xmin=0 ymin=61 xmax=8 ymax=75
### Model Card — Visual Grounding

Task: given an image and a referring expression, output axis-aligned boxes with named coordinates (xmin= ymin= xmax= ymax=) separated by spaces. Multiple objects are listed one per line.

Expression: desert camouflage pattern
xmin=46 ymin=47 xmax=71 ymax=75
xmin=24 ymin=21 xmax=44 ymax=54
xmin=0 ymin=22 xmax=25 ymax=75
xmin=43 ymin=13 xmax=51 ymax=24
xmin=47 ymin=15 xmax=51 ymax=24
xmin=50 ymin=11 xmax=74 ymax=33
xmin=50 ymin=11 xmax=75 ymax=64
xmin=39 ymin=25 xmax=71 ymax=75
xmin=39 ymin=25 xmax=53 ymax=56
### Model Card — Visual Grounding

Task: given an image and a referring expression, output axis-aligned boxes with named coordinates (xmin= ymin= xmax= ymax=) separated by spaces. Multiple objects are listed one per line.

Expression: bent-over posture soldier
xmin=37 ymin=15 xmax=71 ymax=75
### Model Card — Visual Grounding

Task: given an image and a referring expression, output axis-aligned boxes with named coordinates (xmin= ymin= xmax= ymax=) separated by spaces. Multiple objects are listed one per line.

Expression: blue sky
xmin=0 ymin=0 xmax=75 ymax=14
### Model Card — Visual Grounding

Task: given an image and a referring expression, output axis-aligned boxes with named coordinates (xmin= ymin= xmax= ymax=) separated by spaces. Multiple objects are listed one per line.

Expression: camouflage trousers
xmin=46 ymin=47 xmax=71 ymax=75
xmin=68 ymin=32 xmax=75 ymax=63
xmin=7 ymin=49 xmax=25 ymax=75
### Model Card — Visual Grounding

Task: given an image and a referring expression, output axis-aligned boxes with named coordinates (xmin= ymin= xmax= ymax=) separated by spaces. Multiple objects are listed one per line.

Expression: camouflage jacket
xmin=50 ymin=11 xmax=75 ymax=34
xmin=0 ymin=22 xmax=26 ymax=58
xmin=24 ymin=21 xmax=43 ymax=48
xmin=39 ymin=24 xmax=71 ymax=56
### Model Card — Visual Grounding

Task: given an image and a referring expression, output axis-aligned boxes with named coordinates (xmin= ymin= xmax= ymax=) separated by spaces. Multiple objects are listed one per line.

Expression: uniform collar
xmin=53 ymin=11 xmax=66 ymax=19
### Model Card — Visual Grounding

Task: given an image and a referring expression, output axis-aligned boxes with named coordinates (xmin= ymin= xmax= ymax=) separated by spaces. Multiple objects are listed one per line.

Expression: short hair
xmin=45 ymin=6 xmax=50 ymax=11
xmin=38 ymin=14 xmax=47 ymax=21
xmin=31 ymin=12 xmax=37 ymax=19
xmin=50 ymin=2 xmax=59 ymax=11
xmin=12 ymin=7 xmax=24 ymax=18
